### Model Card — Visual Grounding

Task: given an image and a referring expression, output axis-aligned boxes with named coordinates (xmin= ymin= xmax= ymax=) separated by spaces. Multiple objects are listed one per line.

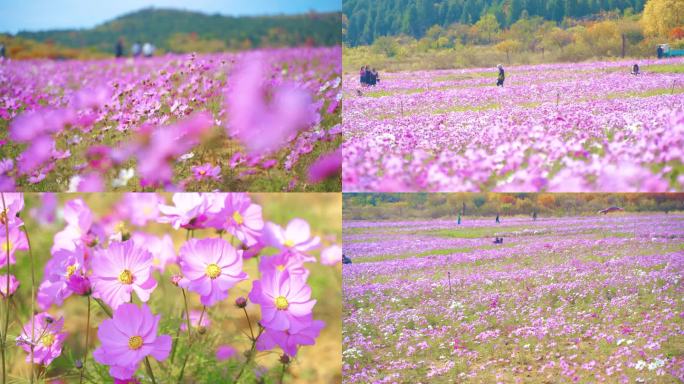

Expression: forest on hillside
xmin=15 ymin=8 xmax=341 ymax=54
xmin=343 ymin=0 xmax=646 ymax=45
xmin=343 ymin=193 xmax=684 ymax=219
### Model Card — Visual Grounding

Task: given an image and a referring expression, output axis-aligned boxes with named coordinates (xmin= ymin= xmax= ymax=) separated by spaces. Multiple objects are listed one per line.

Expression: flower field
xmin=0 ymin=47 xmax=342 ymax=192
xmin=0 ymin=192 xmax=342 ymax=383
xmin=342 ymin=214 xmax=684 ymax=383
xmin=342 ymin=59 xmax=684 ymax=192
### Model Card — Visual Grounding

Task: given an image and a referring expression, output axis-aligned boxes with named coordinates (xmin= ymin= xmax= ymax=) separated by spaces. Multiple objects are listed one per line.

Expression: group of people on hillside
xmin=115 ymin=39 xmax=155 ymax=58
xmin=359 ymin=66 xmax=380 ymax=86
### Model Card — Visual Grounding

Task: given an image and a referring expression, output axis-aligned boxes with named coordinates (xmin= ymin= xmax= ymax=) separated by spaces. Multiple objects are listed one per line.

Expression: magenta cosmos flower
xmin=192 ymin=163 xmax=221 ymax=181
xmin=208 ymin=193 xmax=264 ymax=247
xmin=259 ymin=251 xmax=311 ymax=280
xmin=131 ymin=232 xmax=176 ymax=273
xmin=265 ymin=218 xmax=320 ymax=254
xmin=320 ymin=245 xmax=342 ymax=266
xmin=178 ymin=238 xmax=247 ymax=306
xmin=256 ymin=319 xmax=324 ymax=357
xmin=180 ymin=310 xmax=211 ymax=332
xmin=93 ymin=303 xmax=172 ymax=380
xmin=16 ymin=312 xmax=67 ymax=365
xmin=91 ymin=240 xmax=157 ymax=310
xmin=215 ymin=345 xmax=237 ymax=361
xmin=0 ymin=274 xmax=19 ymax=297
xmin=37 ymin=244 xmax=88 ymax=309
xmin=248 ymin=269 xmax=316 ymax=332
xmin=158 ymin=193 xmax=212 ymax=230
xmin=1 ymin=221 xmax=28 ymax=266
xmin=0 ymin=192 xmax=24 ymax=223
xmin=53 ymin=198 xmax=102 ymax=251
xmin=117 ymin=193 xmax=163 ymax=227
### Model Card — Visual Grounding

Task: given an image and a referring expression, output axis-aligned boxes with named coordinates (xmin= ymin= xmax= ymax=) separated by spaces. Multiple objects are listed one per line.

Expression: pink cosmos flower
xmin=30 ymin=193 xmax=57 ymax=226
xmin=259 ymin=251 xmax=311 ymax=279
xmin=248 ymin=269 xmax=316 ymax=332
xmin=91 ymin=240 xmax=157 ymax=310
xmin=37 ymin=245 xmax=88 ymax=309
xmin=308 ymin=149 xmax=342 ymax=183
xmin=0 ymin=192 xmax=24 ymax=223
xmin=320 ymin=245 xmax=342 ymax=266
xmin=0 ymin=221 xmax=28 ymax=266
xmin=16 ymin=313 xmax=67 ymax=366
xmin=93 ymin=303 xmax=172 ymax=380
xmin=215 ymin=345 xmax=237 ymax=361
xmin=192 ymin=163 xmax=221 ymax=181
xmin=208 ymin=193 xmax=263 ymax=247
xmin=0 ymin=274 xmax=19 ymax=297
xmin=264 ymin=218 xmax=320 ymax=254
xmin=131 ymin=233 xmax=176 ymax=272
xmin=256 ymin=319 xmax=324 ymax=357
xmin=157 ymin=193 xmax=212 ymax=230
xmin=178 ymin=238 xmax=247 ymax=306
xmin=179 ymin=310 xmax=211 ymax=332
xmin=53 ymin=198 xmax=101 ymax=252
xmin=117 ymin=193 xmax=163 ymax=227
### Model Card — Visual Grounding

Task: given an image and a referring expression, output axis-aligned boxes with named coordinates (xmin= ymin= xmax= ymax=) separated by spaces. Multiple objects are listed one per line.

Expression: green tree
xmin=642 ymin=0 xmax=684 ymax=38
xmin=475 ymin=14 xmax=501 ymax=43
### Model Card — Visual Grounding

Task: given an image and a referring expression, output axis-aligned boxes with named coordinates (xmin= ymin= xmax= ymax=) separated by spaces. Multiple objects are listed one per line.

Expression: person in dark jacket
xmin=0 ymin=44 xmax=5 ymax=59
xmin=371 ymin=68 xmax=379 ymax=85
xmin=115 ymin=38 xmax=124 ymax=58
xmin=496 ymin=64 xmax=505 ymax=87
xmin=342 ymin=254 xmax=352 ymax=264
xmin=631 ymin=64 xmax=640 ymax=75
xmin=495 ymin=213 xmax=500 ymax=224
xmin=657 ymin=45 xmax=664 ymax=59
xmin=360 ymin=66 xmax=367 ymax=85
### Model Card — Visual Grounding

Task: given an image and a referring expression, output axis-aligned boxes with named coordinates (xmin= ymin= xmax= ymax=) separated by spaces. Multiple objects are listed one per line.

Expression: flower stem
xmin=181 ymin=289 xmax=192 ymax=340
xmin=93 ymin=297 xmax=113 ymax=318
xmin=279 ymin=362 xmax=289 ymax=384
xmin=144 ymin=356 xmax=157 ymax=384
xmin=22 ymin=224 xmax=36 ymax=384
xmin=1 ymin=193 xmax=10 ymax=384
xmin=234 ymin=325 xmax=263 ymax=382
xmin=79 ymin=296 xmax=91 ymax=384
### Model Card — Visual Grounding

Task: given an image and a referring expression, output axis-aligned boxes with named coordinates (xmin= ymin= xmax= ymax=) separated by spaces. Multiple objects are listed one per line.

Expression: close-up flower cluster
xmin=0 ymin=192 xmax=342 ymax=383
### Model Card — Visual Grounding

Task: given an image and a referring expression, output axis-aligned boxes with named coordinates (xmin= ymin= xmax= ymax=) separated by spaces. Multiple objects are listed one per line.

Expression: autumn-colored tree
xmin=671 ymin=26 xmax=684 ymax=39
xmin=538 ymin=194 xmax=557 ymax=209
xmin=495 ymin=39 xmax=522 ymax=63
xmin=642 ymin=0 xmax=684 ymax=38
xmin=544 ymin=27 xmax=574 ymax=52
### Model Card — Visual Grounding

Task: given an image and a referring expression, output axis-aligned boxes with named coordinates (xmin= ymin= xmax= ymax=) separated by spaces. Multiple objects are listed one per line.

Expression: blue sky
xmin=0 ymin=0 xmax=341 ymax=34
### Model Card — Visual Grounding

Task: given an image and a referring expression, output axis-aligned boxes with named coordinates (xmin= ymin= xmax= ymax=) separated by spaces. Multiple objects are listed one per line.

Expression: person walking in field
xmin=631 ymin=64 xmax=640 ymax=75
xmin=496 ymin=64 xmax=505 ymax=87
xmin=495 ymin=213 xmax=500 ymax=224
xmin=0 ymin=44 xmax=5 ymax=59
xmin=132 ymin=41 xmax=142 ymax=57
xmin=457 ymin=212 xmax=461 ymax=225
xmin=657 ymin=45 xmax=664 ymax=59
xmin=115 ymin=38 xmax=124 ymax=58
xmin=370 ymin=68 xmax=379 ymax=85
xmin=142 ymin=42 xmax=154 ymax=58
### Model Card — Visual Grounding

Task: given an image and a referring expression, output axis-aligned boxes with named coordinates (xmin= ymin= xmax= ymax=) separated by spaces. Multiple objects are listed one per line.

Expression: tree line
xmin=343 ymin=193 xmax=684 ymax=219
xmin=343 ymin=0 xmax=646 ymax=46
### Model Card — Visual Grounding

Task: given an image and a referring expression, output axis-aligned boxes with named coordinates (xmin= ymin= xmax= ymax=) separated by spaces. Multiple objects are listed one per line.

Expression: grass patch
xmin=433 ymin=103 xmax=500 ymax=115
xmin=644 ymin=63 xmax=684 ymax=74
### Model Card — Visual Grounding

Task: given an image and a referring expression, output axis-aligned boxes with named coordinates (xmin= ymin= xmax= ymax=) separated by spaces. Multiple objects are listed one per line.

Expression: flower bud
xmin=75 ymin=359 xmax=83 ymax=369
xmin=279 ymin=354 xmax=290 ymax=364
xmin=235 ymin=297 xmax=247 ymax=308
xmin=171 ymin=274 xmax=182 ymax=286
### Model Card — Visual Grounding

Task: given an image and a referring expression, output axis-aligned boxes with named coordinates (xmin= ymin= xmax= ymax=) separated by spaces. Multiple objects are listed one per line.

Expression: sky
xmin=0 ymin=0 xmax=341 ymax=34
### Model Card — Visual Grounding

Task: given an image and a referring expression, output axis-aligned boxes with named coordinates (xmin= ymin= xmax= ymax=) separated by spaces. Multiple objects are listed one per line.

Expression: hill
xmin=343 ymin=0 xmax=645 ymax=46
xmin=15 ymin=7 xmax=341 ymax=53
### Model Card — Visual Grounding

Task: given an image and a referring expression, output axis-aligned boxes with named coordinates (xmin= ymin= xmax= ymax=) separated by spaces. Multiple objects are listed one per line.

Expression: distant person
xmin=142 ymin=42 xmax=154 ymax=58
xmin=532 ymin=211 xmax=537 ymax=221
xmin=360 ymin=66 xmax=367 ymax=85
xmin=631 ymin=64 xmax=640 ymax=75
xmin=495 ymin=213 xmax=500 ymax=224
xmin=370 ymin=68 xmax=379 ymax=86
xmin=657 ymin=45 xmax=664 ymax=59
xmin=457 ymin=212 xmax=461 ymax=225
xmin=132 ymin=41 xmax=142 ymax=57
xmin=115 ymin=39 xmax=124 ymax=58
xmin=496 ymin=64 xmax=505 ymax=87
xmin=0 ymin=44 xmax=5 ymax=59
xmin=342 ymin=254 xmax=352 ymax=264
xmin=363 ymin=66 xmax=372 ymax=86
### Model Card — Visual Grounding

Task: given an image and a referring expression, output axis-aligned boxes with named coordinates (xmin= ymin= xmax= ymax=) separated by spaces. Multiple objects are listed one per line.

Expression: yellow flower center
xmin=0 ymin=209 xmax=8 ymax=225
xmin=3 ymin=240 xmax=13 ymax=255
xmin=232 ymin=211 xmax=243 ymax=225
xmin=115 ymin=222 xmax=126 ymax=234
xmin=142 ymin=206 xmax=153 ymax=215
xmin=128 ymin=335 xmax=143 ymax=350
xmin=205 ymin=263 xmax=221 ymax=279
xmin=199 ymin=170 xmax=206 ymax=175
xmin=65 ymin=264 xmax=77 ymax=278
xmin=275 ymin=296 xmax=289 ymax=310
xmin=118 ymin=269 xmax=134 ymax=284
xmin=276 ymin=264 xmax=285 ymax=272
xmin=284 ymin=239 xmax=295 ymax=248
xmin=41 ymin=333 xmax=55 ymax=347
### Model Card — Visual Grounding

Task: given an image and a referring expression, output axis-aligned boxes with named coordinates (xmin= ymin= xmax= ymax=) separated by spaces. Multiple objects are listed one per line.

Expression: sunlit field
xmin=0 ymin=47 xmax=342 ymax=192
xmin=342 ymin=214 xmax=684 ymax=383
xmin=1 ymin=192 xmax=341 ymax=383
xmin=343 ymin=59 xmax=684 ymax=192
